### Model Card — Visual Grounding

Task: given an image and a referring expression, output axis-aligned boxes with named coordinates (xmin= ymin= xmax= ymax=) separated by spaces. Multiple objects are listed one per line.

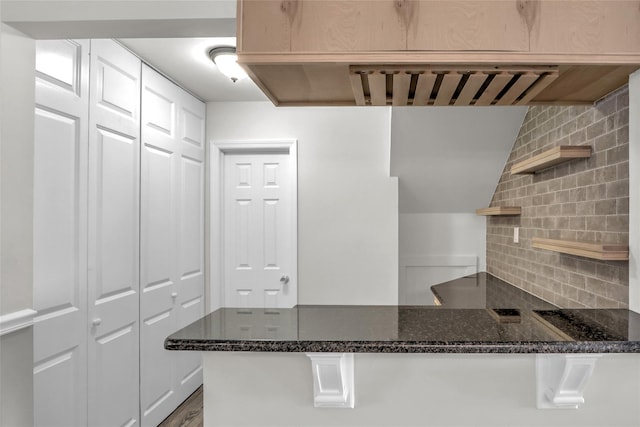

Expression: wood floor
xmin=158 ymin=386 xmax=203 ymax=427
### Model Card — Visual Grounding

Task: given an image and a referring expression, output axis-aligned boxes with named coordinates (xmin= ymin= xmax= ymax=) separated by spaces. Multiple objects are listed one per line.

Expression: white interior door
xmin=33 ymin=39 xmax=90 ymax=427
xmin=87 ymin=39 xmax=141 ymax=427
xmin=223 ymin=152 xmax=297 ymax=308
xmin=140 ymin=64 xmax=205 ymax=427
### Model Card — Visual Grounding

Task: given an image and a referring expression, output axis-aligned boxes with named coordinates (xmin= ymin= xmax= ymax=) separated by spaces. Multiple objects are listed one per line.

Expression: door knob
xmin=92 ymin=318 xmax=102 ymax=327
xmin=280 ymin=275 xmax=290 ymax=285
xmin=171 ymin=292 xmax=178 ymax=299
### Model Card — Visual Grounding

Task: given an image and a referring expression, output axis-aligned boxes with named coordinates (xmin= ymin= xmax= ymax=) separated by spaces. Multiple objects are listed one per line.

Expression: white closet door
xmin=140 ymin=64 xmax=205 ymax=427
xmin=87 ymin=39 xmax=141 ymax=427
xmin=140 ymin=65 xmax=179 ymax=425
xmin=33 ymin=39 xmax=90 ymax=427
xmin=175 ymin=85 xmax=206 ymax=403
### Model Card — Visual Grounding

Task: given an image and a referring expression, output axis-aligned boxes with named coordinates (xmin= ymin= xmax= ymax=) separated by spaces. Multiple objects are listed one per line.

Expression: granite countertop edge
xmin=165 ymin=274 xmax=640 ymax=354
xmin=165 ymin=339 xmax=640 ymax=354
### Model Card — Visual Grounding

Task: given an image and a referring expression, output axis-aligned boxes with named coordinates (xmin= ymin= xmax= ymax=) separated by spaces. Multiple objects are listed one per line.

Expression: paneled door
xmin=223 ymin=152 xmax=297 ymax=308
xmin=140 ymin=64 xmax=205 ymax=427
xmin=87 ymin=39 xmax=141 ymax=427
xmin=33 ymin=39 xmax=90 ymax=427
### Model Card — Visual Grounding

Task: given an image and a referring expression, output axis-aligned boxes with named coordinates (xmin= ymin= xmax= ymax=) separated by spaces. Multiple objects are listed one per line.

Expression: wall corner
xmin=629 ymin=70 xmax=640 ymax=313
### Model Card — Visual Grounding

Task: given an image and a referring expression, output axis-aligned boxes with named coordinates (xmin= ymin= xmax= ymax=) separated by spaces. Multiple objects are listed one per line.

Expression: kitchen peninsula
xmin=166 ymin=273 xmax=640 ymax=426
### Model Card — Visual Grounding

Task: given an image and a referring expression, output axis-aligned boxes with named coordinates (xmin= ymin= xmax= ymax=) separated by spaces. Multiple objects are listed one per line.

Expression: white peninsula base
xmin=202 ymin=352 xmax=640 ymax=427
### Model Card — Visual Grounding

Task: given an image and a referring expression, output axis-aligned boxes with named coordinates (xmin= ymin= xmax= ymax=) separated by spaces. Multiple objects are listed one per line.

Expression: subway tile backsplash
xmin=487 ymin=86 xmax=629 ymax=308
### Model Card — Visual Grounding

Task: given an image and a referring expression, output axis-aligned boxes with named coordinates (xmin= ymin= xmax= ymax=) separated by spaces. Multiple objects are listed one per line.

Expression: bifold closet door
xmin=140 ymin=64 xmax=205 ymax=427
xmin=33 ymin=39 xmax=90 ymax=427
xmin=87 ymin=39 xmax=141 ymax=427
xmin=33 ymin=38 xmax=200 ymax=427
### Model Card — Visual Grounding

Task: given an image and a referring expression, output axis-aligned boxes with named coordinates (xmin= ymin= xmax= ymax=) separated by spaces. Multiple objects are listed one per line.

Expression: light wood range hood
xmin=237 ymin=0 xmax=640 ymax=107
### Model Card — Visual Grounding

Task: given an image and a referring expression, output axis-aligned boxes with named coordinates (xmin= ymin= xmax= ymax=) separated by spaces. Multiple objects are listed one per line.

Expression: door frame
xmin=209 ymin=139 xmax=298 ymax=311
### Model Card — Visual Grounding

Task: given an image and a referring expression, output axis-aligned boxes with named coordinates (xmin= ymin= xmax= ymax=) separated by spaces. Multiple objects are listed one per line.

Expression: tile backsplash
xmin=487 ymin=86 xmax=629 ymax=308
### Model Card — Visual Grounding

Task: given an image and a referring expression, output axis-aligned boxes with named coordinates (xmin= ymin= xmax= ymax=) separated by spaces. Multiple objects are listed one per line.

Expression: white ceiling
xmin=3 ymin=0 xmax=267 ymax=102
xmin=118 ymin=38 xmax=268 ymax=102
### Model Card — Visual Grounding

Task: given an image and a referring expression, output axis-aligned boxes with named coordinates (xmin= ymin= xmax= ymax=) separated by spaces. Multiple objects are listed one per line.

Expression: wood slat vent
xmin=349 ymin=65 xmax=559 ymax=106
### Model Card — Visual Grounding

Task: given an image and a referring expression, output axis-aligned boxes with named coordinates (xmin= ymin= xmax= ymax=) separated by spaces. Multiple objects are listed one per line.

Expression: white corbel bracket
xmin=305 ymin=353 xmax=354 ymax=408
xmin=536 ymin=354 xmax=602 ymax=409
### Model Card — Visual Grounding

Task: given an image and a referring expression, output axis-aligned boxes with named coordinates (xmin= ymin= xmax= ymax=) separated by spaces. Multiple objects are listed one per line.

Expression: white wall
xmin=1 ymin=23 xmax=34 ymax=316
xmin=0 ymin=23 xmax=35 ymax=427
xmin=630 ymin=70 xmax=639 ymax=314
xmin=207 ymin=102 xmax=398 ymax=306
xmin=203 ymin=352 xmax=640 ymax=427
xmin=399 ymin=213 xmax=486 ymax=304
xmin=390 ymin=106 xmax=527 ymax=214
xmin=1 ymin=328 xmax=34 ymax=427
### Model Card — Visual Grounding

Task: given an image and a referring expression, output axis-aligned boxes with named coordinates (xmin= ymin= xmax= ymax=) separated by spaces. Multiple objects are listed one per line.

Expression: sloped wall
xmin=391 ymin=106 xmax=527 ymax=214
xmin=487 ymin=86 xmax=630 ymax=308
xmin=391 ymin=107 xmax=526 ymax=303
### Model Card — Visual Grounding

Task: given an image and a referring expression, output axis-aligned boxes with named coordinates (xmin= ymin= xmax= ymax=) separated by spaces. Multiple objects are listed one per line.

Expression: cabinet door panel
xmin=240 ymin=0 xmax=291 ymax=52
xmin=240 ymin=0 xmax=406 ymax=53
xmin=292 ymin=1 xmax=406 ymax=52
xmin=530 ymin=1 xmax=640 ymax=54
xmin=408 ymin=0 xmax=529 ymax=51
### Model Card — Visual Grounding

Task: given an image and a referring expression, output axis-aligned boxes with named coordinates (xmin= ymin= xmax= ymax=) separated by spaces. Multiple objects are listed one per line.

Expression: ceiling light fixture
xmin=208 ymin=46 xmax=248 ymax=83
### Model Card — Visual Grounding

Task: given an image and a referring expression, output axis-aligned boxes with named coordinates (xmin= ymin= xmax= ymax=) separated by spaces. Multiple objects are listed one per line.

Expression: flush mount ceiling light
xmin=208 ymin=46 xmax=248 ymax=83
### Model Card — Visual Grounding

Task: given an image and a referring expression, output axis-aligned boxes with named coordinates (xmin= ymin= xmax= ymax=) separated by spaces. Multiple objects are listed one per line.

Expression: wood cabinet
xmin=530 ymin=1 xmax=640 ymax=54
xmin=238 ymin=0 xmax=640 ymax=106
xmin=291 ymin=1 xmax=407 ymax=52
xmin=240 ymin=0 xmax=533 ymax=53
xmin=408 ymin=0 xmax=530 ymax=51
xmin=238 ymin=0 xmax=291 ymax=53
xmin=239 ymin=0 xmax=406 ymax=53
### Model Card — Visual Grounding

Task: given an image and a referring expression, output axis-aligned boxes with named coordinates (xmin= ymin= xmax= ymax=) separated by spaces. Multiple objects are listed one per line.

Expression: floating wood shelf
xmin=511 ymin=145 xmax=592 ymax=175
xmin=531 ymin=237 xmax=629 ymax=261
xmin=476 ymin=207 xmax=521 ymax=216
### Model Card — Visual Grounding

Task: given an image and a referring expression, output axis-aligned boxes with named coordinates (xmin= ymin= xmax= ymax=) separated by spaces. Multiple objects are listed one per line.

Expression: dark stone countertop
xmin=165 ymin=273 xmax=640 ymax=354
xmin=430 ymin=272 xmax=557 ymax=310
